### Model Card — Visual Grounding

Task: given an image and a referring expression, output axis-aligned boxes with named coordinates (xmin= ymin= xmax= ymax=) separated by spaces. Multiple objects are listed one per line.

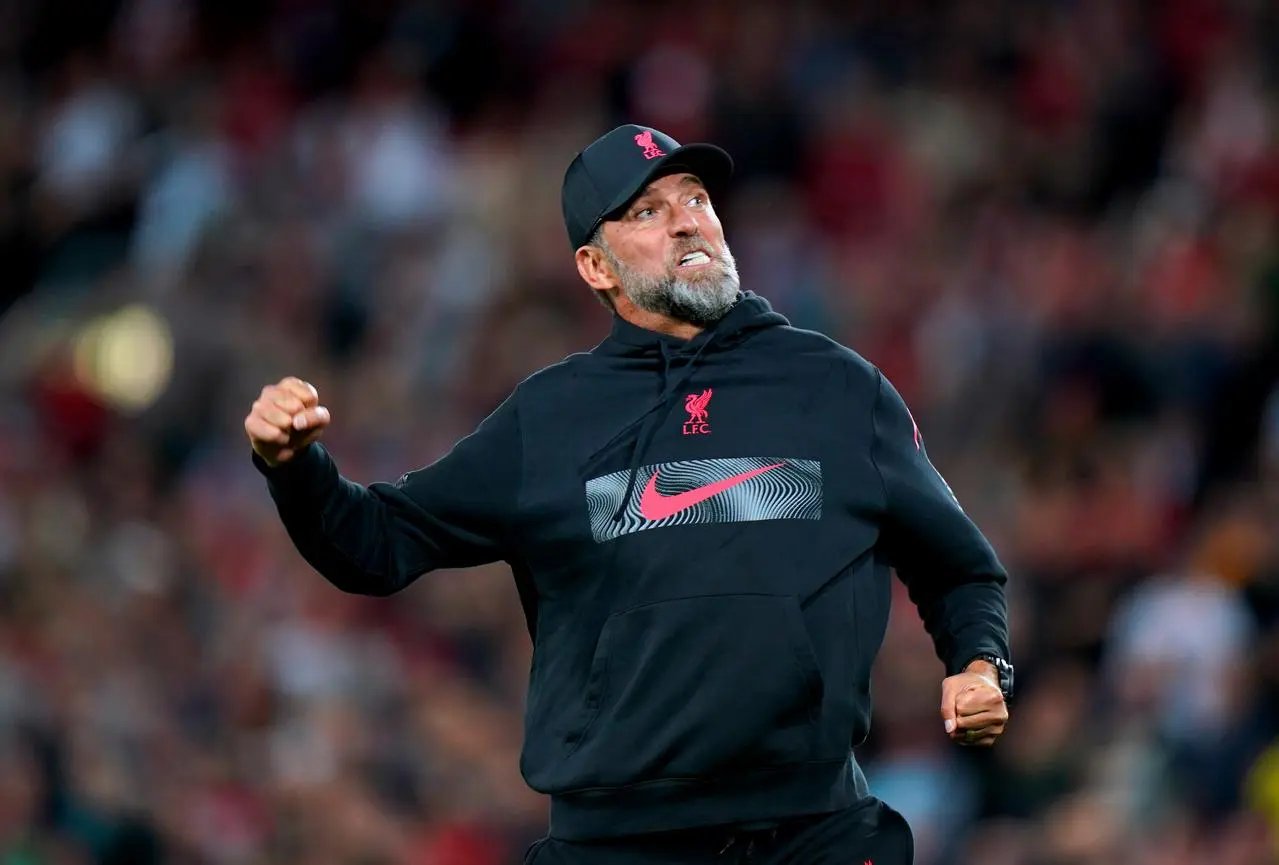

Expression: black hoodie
xmin=255 ymin=292 xmax=1009 ymax=839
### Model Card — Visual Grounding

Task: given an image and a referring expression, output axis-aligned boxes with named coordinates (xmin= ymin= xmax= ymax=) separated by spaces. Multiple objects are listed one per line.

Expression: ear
xmin=575 ymin=245 xmax=619 ymax=292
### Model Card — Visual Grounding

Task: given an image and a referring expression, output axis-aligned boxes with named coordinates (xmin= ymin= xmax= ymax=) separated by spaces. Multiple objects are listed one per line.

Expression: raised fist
xmin=941 ymin=661 xmax=1008 ymax=748
xmin=244 ymin=377 xmax=331 ymax=466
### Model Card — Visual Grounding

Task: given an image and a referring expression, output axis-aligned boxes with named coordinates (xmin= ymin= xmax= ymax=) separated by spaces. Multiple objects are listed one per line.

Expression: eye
xmin=633 ymin=206 xmax=656 ymax=220
xmin=687 ymin=193 xmax=707 ymax=207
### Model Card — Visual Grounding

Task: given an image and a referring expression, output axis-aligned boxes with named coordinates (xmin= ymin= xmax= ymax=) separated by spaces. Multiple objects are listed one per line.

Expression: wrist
xmin=964 ymin=659 xmax=999 ymax=686
xmin=963 ymin=654 xmax=1014 ymax=701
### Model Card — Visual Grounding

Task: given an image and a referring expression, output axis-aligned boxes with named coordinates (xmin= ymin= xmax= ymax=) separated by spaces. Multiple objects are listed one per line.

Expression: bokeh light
xmin=71 ymin=304 xmax=174 ymax=413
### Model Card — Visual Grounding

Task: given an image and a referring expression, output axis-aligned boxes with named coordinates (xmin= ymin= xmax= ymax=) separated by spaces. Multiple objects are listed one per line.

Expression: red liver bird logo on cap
xmin=634 ymin=129 xmax=665 ymax=160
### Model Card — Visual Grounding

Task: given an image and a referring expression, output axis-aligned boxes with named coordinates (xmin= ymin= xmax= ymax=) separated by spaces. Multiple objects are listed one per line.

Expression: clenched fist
xmin=941 ymin=660 xmax=1008 ymax=747
xmin=244 ymin=377 xmax=331 ymax=466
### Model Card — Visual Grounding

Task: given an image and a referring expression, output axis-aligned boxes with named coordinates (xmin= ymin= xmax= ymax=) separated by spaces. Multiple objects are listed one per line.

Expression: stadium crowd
xmin=2 ymin=0 xmax=1279 ymax=863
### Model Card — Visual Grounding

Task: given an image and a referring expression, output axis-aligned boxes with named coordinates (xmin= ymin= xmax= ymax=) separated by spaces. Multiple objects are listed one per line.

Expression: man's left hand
xmin=940 ymin=660 xmax=1008 ymax=747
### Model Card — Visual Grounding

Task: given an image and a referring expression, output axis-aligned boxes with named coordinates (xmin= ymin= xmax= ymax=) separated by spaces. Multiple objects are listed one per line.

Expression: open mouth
xmin=677 ymin=250 xmax=713 ymax=268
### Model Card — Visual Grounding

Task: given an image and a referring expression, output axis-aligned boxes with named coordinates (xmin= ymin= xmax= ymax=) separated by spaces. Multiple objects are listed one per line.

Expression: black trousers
xmin=525 ymin=798 xmax=914 ymax=865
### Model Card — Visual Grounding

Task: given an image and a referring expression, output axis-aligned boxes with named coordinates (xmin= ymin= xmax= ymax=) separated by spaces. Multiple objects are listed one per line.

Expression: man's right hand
xmin=244 ymin=377 xmax=331 ymax=466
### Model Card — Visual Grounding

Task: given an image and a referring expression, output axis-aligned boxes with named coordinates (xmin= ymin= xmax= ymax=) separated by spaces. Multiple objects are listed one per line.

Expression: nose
xmin=668 ymin=206 xmax=698 ymax=237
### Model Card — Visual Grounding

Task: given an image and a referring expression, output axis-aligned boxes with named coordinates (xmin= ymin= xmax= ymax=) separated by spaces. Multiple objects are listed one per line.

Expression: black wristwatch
xmin=967 ymin=654 xmax=1014 ymax=702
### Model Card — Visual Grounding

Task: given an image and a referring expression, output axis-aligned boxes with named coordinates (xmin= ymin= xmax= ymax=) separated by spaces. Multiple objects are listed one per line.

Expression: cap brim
xmin=594 ymin=143 xmax=734 ymax=235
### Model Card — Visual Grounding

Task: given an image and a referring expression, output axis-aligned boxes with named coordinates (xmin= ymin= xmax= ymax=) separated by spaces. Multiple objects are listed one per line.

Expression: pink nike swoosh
xmin=639 ymin=462 xmax=786 ymax=521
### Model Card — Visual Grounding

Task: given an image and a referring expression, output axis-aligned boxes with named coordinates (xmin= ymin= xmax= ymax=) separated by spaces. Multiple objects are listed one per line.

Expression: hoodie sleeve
xmin=253 ymin=395 xmax=521 ymax=596
xmin=870 ymin=370 xmax=1010 ymax=675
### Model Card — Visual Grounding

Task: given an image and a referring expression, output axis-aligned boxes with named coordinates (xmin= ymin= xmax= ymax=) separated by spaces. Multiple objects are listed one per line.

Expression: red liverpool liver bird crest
xmin=683 ymin=388 xmax=712 ymax=435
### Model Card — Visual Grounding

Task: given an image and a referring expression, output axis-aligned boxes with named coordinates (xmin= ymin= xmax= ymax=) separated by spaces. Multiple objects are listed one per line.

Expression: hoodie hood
xmin=589 ymin=292 xmax=791 ymax=521
xmin=598 ymin=291 xmax=791 ymax=357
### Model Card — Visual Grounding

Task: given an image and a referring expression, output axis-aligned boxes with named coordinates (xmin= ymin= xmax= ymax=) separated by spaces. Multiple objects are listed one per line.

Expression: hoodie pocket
xmin=564 ymin=594 xmax=825 ymax=787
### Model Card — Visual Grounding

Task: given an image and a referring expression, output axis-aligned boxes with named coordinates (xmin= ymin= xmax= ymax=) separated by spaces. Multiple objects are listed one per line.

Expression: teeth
xmin=680 ymin=251 xmax=710 ymax=266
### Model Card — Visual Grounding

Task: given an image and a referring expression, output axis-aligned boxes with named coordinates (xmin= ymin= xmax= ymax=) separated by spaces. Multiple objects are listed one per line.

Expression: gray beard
xmin=602 ymin=242 xmax=741 ymax=327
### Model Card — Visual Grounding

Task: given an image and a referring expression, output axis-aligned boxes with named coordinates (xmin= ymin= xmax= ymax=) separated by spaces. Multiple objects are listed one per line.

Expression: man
xmin=245 ymin=125 xmax=1013 ymax=864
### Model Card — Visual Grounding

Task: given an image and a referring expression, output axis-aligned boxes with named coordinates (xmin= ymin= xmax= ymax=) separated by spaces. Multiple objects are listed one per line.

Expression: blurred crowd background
xmin=2 ymin=0 xmax=1279 ymax=863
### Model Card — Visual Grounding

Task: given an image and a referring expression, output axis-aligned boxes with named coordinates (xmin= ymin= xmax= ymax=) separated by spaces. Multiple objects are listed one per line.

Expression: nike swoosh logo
xmin=639 ymin=462 xmax=786 ymax=521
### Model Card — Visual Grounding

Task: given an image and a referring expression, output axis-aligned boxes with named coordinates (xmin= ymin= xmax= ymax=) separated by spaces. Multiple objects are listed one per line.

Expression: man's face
xmin=591 ymin=173 xmax=740 ymax=326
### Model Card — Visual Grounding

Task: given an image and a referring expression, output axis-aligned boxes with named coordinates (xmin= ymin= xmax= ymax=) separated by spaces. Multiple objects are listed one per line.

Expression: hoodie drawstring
xmin=718 ymin=826 xmax=777 ymax=861
xmin=610 ymin=335 xmax=716 ymax=521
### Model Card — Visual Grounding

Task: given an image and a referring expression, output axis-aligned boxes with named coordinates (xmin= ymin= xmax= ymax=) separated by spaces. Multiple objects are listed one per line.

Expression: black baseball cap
xmin=561 ymin=124 xmax=734 ymax=250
